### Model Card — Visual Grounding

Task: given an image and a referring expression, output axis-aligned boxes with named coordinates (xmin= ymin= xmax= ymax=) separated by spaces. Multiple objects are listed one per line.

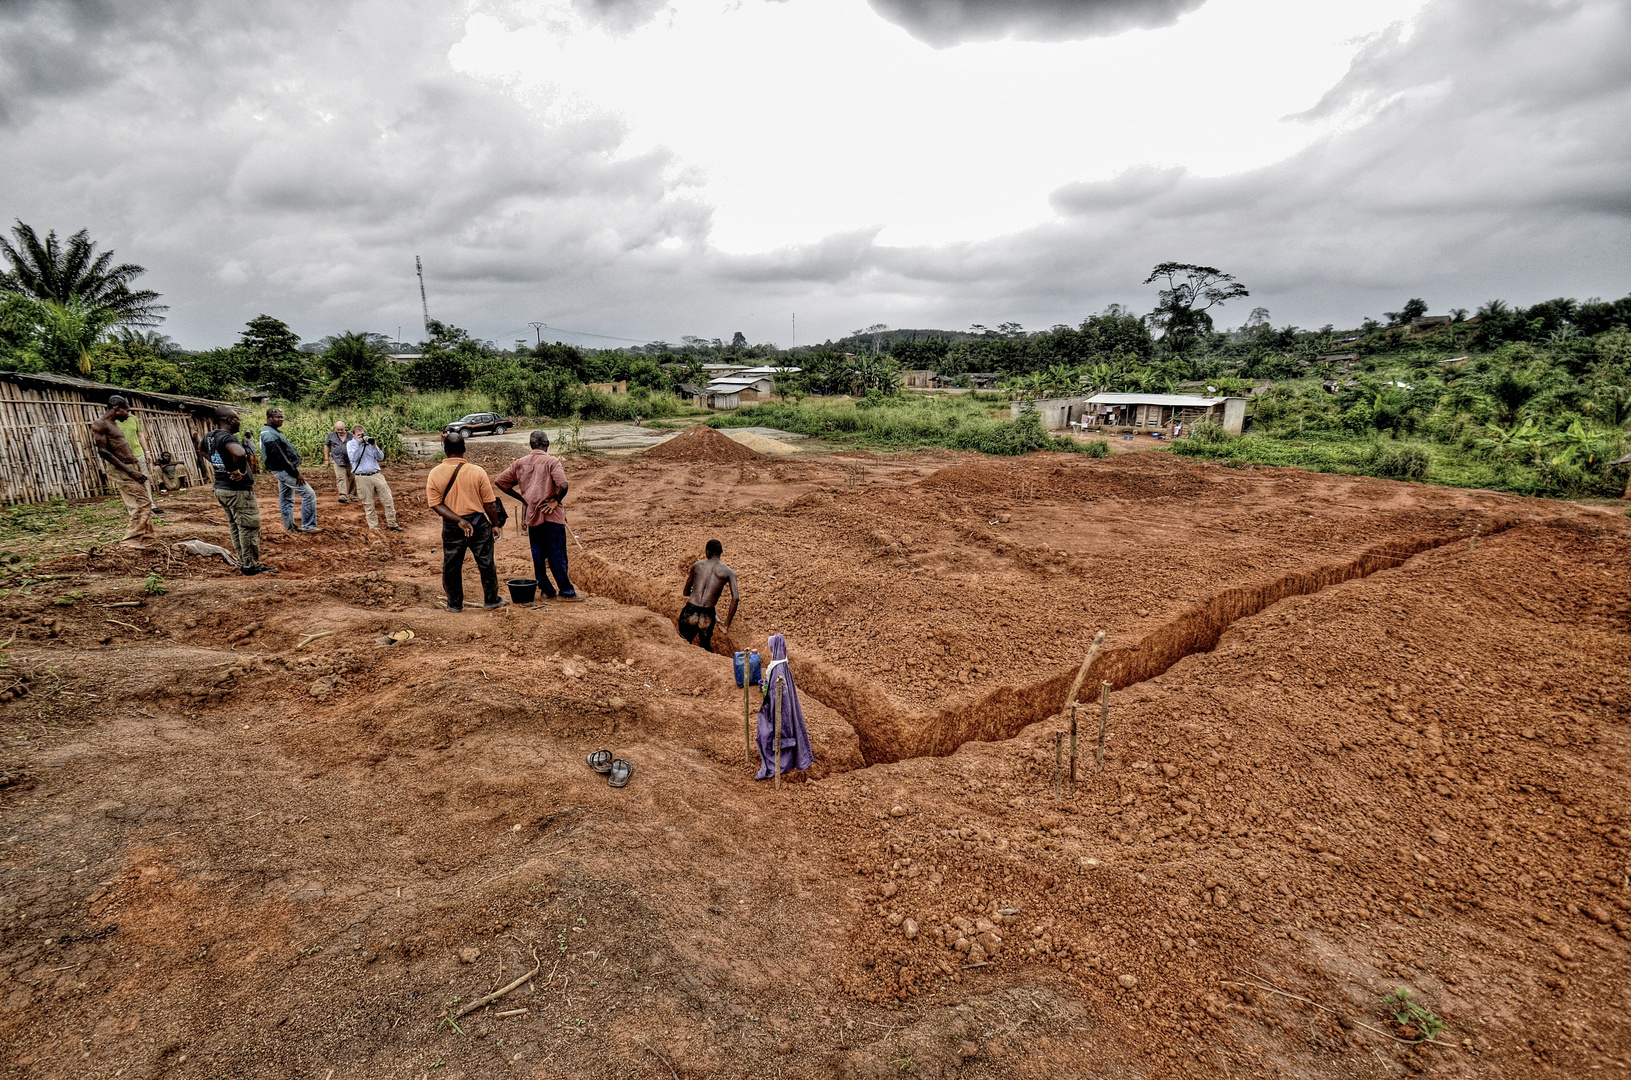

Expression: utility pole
xmin=415 ymin=256 xmax=430 ymax=335
xmin=528 ymin=321 xmax=548 ymax=347
xmin=791 ymin=312 xmax=795 ymax=350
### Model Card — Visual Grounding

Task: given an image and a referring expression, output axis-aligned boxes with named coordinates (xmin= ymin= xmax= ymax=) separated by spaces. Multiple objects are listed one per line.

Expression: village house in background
xmin=679 ymin=364 xmax=800 ymax=410
xmin=0 ymin=371 xmax=221 ymax=504
xmin=1013 ymin=391 xmax=1248 ymax=436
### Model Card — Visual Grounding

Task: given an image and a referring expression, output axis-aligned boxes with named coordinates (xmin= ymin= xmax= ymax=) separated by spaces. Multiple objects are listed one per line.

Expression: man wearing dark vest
xmin=199 ymin=406 xmax=277 ymax=575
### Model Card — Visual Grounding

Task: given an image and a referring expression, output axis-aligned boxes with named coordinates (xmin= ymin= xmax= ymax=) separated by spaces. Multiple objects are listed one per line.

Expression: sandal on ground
xmin=586 ymin=750 xmax=613 ymax=775
xmin=608 ymin=759 xmax=633 ymax=788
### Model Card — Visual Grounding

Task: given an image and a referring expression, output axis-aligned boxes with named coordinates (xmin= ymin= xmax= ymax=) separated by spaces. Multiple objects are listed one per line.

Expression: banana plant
xmin=1474 ymin=418 xmax=1549 ymax=465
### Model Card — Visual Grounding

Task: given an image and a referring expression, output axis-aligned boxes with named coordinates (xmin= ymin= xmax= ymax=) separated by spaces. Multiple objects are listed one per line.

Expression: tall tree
xmin=318 ymin=332 xmax=401 ymax=406
xmin=0 ymin=221 xmax=166 ymax=326
xmin=0 ymin=222 xmax=166 ymax=376
xmin=408 ymin=319 xmax=491 ymax=392
xmin=1143 ymin=262 xmax=1248 ymax=354
xmin=233 ymin=314 xmax=310 ymax=400
xmin=1385 ymin=298 xmax=1429 ymax=324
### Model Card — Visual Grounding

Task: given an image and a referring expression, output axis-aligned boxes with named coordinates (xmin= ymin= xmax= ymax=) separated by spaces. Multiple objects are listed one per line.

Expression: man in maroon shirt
xmin=494 ymin=430 xmax=579 ymax=601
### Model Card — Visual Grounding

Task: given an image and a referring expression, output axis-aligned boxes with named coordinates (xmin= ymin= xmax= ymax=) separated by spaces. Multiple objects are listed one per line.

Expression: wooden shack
xmin=0 ymin=371 xmax=225 ymax=505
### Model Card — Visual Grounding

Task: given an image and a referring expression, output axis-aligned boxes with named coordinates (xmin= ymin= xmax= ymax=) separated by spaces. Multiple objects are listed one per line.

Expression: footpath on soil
xmin=0 ymin=449 xmax=1628 ymax=1080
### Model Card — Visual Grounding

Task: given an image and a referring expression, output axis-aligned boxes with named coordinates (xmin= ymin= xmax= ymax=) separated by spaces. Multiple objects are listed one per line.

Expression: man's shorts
xmin=678 ymin=602 xmax=717 ymax=648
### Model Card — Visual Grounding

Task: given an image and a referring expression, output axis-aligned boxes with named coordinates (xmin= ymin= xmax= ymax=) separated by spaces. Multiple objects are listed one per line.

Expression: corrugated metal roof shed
xmin=1084 ymin=392 xmax=1226 ymax=407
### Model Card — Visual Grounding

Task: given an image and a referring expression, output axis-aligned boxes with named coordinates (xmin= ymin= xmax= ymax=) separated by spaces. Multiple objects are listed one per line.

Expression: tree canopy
xmin=0 ymin=221 xmax=166 ymax=327
xmin=1143 ymin=262 xmax=1249 ymax=354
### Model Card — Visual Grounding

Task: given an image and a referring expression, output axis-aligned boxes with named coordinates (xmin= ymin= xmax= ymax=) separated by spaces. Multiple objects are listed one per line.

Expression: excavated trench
xmin=573 ymin=519 xmax=1519 ymax=767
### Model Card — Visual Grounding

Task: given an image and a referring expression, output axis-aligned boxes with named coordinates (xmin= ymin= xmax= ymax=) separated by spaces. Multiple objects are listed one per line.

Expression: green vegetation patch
xmin=705 ymin=395 xmax=1091 ymax=456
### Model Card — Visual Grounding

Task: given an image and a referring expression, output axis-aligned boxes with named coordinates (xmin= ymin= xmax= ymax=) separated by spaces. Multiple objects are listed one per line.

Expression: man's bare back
xmin=686 ymin=556 xmax=738 ymax=613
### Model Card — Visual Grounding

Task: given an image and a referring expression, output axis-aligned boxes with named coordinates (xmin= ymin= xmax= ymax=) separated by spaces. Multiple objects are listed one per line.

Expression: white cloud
xmin=0 ymin=0 xmax=1624 ymax=349
xmin=453 ymin=0 xmax=1429 ymax=250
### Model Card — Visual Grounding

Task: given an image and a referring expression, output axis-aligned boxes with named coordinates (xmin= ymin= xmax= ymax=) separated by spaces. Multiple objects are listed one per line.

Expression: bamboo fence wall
xmin=0 ymin=376 xmax=215 ymax=505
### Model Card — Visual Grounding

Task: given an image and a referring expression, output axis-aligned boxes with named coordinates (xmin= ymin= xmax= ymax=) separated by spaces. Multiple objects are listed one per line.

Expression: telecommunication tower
xmin=415 ymin=256 xmax=430 ymax=334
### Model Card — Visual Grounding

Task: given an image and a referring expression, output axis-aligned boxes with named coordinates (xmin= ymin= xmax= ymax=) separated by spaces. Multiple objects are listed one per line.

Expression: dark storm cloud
xmin=571 ymin=0 xmax=671 ymax=34
xmin=0 ymin=0 xmax=713 ymax=343
xmin=866 ymin=0 xmax=1207 ymax=47
xmin=0 ymin=0 xmax=173 ymax=121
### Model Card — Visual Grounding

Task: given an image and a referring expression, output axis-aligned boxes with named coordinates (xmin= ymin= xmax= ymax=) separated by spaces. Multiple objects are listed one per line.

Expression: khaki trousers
xmin=115 ymin=475 xmax=155 ymax=542
xmin=331 ymin=460 xmax=355 ymax=499
xmin=132 ymin=456 xmax=157 ymax=509
xmin=353 ymin=472 xmax=397 ymax=529
xmin=213 ymin=488 xmax=262 ymax=570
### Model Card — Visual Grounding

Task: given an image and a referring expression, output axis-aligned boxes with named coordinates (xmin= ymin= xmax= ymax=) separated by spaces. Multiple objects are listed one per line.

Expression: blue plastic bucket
xmin=733 ymin=650 xmax=762 ymax=688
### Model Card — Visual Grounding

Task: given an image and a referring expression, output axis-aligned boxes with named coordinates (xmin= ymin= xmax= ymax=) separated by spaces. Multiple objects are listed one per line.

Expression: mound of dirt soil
xmin=643 ymin=425 xmax=764 ymax=464
xmin=725 ymin=430 xmax=800 ymax=455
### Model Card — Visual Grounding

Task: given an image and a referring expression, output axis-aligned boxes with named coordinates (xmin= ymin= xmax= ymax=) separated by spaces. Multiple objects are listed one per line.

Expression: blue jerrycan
xmin=733 ymin=650 xmax=762 ymax=688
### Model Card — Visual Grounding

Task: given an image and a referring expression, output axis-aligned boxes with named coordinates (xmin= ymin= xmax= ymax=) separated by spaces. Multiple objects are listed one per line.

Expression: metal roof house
xmin=1012 ymin=391 xmax=1248 ymax=436
xmin=1085 ymin=393 xmax=1248 ymax=434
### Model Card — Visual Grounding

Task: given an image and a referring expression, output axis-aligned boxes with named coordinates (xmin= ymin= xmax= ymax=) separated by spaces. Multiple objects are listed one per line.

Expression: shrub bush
xmin=1076 ymin=438 xmax=1110 ymax=458
xmin=1361 ymin=442 xmax=1432 ymax=480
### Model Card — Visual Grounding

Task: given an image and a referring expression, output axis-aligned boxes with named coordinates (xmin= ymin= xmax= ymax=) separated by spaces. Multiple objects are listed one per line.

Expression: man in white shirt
xmin=346 ymin=424 xmax=400 ymax=531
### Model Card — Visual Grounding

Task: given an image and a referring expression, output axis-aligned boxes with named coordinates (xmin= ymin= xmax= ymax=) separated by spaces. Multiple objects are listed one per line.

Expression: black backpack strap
xmin=436 ymin=461 xmax=466 ymax=511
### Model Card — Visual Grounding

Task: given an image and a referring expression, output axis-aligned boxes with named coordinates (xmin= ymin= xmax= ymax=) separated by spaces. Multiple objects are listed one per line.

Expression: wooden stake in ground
xmin=1063 ymin=630 xmax=1105 ymax=790
xmin=1062 ymin=630 xmax=1107 ymax=714
xmin=1095 ymin=680 xmax=1112 ymax=774
xmin=1068 ymin=703 xmax=1078 ymax=795
xmin=743 ymin=677 xmax=752 ymax=769
xmin=771 ymin=672 xmax=783 ymax=791
xmin=1053 ymin=731 xmax=1063 ymax=801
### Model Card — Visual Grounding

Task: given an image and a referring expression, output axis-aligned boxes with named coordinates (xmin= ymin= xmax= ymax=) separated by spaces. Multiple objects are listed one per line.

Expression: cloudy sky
xmin=1 ymin=0 xmax=1627 ymax=349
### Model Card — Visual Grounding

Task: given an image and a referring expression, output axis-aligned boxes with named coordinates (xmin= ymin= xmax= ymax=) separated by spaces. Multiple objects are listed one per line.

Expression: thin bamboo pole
xmin=771 ymin=673 xmax=783 ymax=791
xmin=1095 ymin=681 xmax=1112 ymax=774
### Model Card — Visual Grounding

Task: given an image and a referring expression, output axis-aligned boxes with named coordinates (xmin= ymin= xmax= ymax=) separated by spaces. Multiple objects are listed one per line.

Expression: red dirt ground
xmin=1 ymin=447 xmax=1629 ymax=1080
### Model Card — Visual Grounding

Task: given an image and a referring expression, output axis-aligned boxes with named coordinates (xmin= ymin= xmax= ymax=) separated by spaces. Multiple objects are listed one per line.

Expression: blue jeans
xmin=272 ymin=471 xmax=317 ymax=530
xmin=527 ymin=521 xmax=576 ymax=598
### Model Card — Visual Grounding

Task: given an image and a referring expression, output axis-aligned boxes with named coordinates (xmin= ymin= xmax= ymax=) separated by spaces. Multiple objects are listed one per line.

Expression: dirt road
xmin=1 ymin=445 xmax=1628 ymax=1079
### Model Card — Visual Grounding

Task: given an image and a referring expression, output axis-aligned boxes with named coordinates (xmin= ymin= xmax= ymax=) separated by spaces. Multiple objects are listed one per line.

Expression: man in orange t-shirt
xmin=425 ymin=431 xmax=505 ymax=611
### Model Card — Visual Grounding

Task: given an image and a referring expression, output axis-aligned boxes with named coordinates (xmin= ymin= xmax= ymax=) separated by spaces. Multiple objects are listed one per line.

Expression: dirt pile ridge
xmin=2 ymin=450 xmax=1629 ymax=1080
xmin=642 ymin=424 xmax=764 ymax=464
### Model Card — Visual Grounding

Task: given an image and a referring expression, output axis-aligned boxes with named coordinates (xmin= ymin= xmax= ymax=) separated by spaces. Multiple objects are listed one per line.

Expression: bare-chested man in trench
xmin=679 ymin=539 xmax=739 ymax=652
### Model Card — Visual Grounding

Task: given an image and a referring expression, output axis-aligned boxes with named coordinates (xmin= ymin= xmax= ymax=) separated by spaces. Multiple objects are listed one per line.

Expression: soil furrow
xmin=579 ymin=517 xmax=1520 ymax=765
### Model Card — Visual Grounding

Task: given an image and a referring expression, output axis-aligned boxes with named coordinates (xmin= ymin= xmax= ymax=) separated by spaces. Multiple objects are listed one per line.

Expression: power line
xmin=530 ymin=322 xmax=654 ymax=344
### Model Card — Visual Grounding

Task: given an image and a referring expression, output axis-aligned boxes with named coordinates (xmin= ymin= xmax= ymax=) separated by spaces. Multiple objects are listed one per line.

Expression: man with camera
xmin=347 ymin=424 xmax=400 ymax=531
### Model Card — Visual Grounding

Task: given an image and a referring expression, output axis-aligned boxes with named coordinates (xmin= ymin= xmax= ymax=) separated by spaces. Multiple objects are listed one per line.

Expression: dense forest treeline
xmin=2 ymin=221 xmax=1629 ymax=495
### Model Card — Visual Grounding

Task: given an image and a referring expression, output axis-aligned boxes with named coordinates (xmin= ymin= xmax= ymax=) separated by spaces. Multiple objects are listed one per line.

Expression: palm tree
xmin=33 ymin=298 xmax=118 ymax=376
xmin=0 ymin=221 xmax=166 ymax=327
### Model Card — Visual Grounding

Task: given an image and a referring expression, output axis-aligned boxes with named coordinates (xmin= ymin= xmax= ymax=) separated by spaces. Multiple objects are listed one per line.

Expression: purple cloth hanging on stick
xmin=755 ymin=634 xmax=813 ymax=780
